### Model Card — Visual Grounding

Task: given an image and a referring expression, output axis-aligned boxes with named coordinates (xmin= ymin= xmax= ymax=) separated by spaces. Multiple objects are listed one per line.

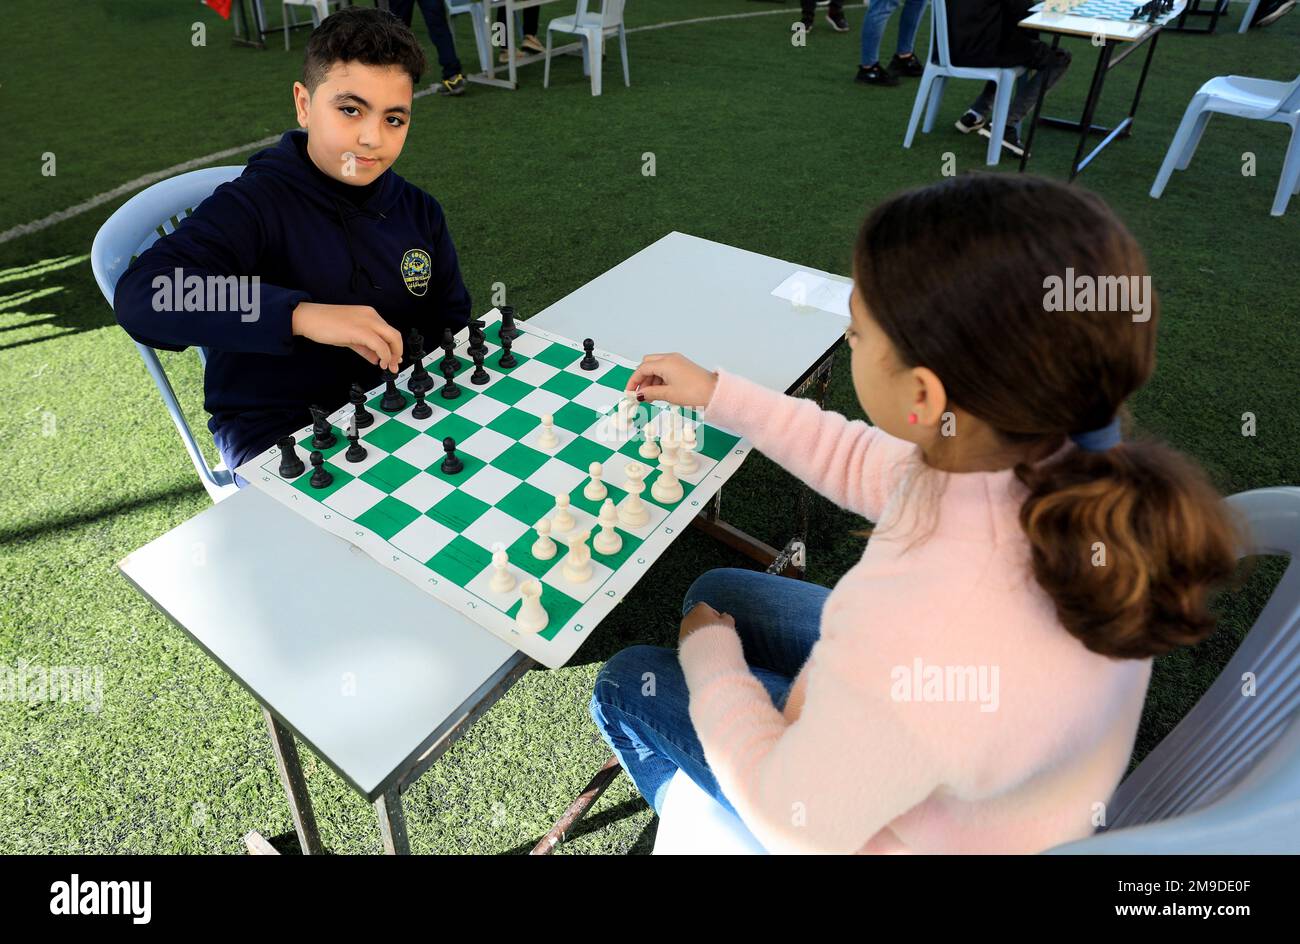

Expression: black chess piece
xmin=499 ymin=306 xmax=518 ymax=342
xmin=349 ymin=383 xmax=374 ymax=429
xmin=309 ymin=450 xmax=333 ymax=488
xmin=440 ymin=436 xmax=464 ymax=474
xmin=467 ymin=319 xmax=487 ymax=357
xmin=277 ymin=435 xmax=305 ymax=478
xmin=440 ymin=362 xmax=461 ymax=400
xmin=440 ymin=326 xmax=461 ymax=372
xmin=470 ymin=349 xmax=490 ymax=385
xmin=497 ymin=332 xmax=517 ymax=369
xmin=309 ymin=404 xmax=337 ymax=449
xmin=380 ymin=370 xmax=407 ymax=412
xmin=345 ymin=427 xmax=367 ymax=463
xmin=580 ymin=337 xmax=599 ymax=371
xmin=412 ymin=387 xmax=432 ymax=419
xmin=407 ymin=329 xmax=433 ymax=394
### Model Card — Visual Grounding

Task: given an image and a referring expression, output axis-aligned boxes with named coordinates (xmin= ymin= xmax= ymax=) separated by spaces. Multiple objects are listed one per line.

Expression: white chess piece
xmin=583 ymin=461 xmax=607 ymax=501
xmin=516 ymin=579 xmax=549 ymax=633
xmin=562 ymin=531 xmax=594 ymax=583
xmin=677 ymin=424 xmax=699 ymax=475
xmin=537 ymin=413 xmax=559 ymax=449
xmin=552 ymin=493 xmax=575 ymax=532
xmin=593 ymin=498 xmax=623 ymax=555
xmin=651 ymin=451 xmax=684 ymax=504
xmin=638 ymin=426 xmax=660 ymax=460
xmin=489 ymin=546 xmax=516 ymax=593
xmin=531 ymin=518 xmax=557 ymax=560
xmin=659 ymin=426 xmax=679 ymax=466
xmin=617 ymin=461 xmax=650 ymax=528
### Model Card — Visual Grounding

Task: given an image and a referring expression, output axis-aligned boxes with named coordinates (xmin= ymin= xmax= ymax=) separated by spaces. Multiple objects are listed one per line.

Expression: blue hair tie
xmin=1070 ymin=416 xmax=1122 ymax=452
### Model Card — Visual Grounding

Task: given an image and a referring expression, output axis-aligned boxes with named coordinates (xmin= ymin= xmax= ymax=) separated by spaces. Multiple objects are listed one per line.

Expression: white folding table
xmin=118 ymin=232 xmax=850 ymax=853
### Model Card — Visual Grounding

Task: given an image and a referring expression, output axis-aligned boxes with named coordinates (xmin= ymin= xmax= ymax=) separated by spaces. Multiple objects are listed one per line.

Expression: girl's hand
xmin=626 ymin=353 xmax=719 ymax=409
xmin=679 ymin=601 xmax=735 ymax=644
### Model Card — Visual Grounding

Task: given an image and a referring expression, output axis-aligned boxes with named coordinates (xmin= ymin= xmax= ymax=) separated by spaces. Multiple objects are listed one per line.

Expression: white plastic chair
xmin=1240 ymin=0 xmax=1262 ymax=32
xmin=91 ymin=166 xmax=245 ymax=504
xmin=1150 ymin=74 xmax=1300 ymax=217
xmin=445 ymin=0 xmax=492 ymax=73
xmin=654 ymin=487 xmax=1300 ymax=855
xmin=543 ymin=0 xmax=629 ymax=97
xmin=903 ymin=0 xmax=1025 ymax=166
xmin=282 ymin=0 xmax=342 ymax=50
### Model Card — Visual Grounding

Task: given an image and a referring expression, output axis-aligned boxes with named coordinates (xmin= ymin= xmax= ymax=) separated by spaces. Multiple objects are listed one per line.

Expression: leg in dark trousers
xmin=966 ymin=41 xmax=1071 ymax=125
xmin=390 ymin=0 xmax=463 ymax=79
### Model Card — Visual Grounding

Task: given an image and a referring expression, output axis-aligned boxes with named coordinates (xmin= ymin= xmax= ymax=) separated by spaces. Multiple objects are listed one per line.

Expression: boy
xmin=945 ymin=0 xmax=1072 ymax=157
xmin=114 ymin=7 xmax=471 ymax=487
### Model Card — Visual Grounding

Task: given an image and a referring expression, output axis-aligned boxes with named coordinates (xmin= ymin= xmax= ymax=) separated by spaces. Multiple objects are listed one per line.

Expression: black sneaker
xmin=433 ymin=73 xmax=466 ymax=96
xmin=854 ymin=63 xmax=898 ymax=87
xmin=888 ymin=52 xmax=924 ymax=77
xmin=979 ymin=124 xmax=1026 ymax=158
xmin=827 ymin=11 xmax=850 ymax=31
xmin=955 ymin=109 xmax=987 ymax=134
xmin=800 ymin=14 xmax=814 ymax=31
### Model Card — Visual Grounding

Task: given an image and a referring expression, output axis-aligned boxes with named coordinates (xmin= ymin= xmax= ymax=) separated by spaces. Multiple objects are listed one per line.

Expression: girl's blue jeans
xmin=588 ymin=567 xmax=830 ymax=818
xmin=861 ymin=0 xmax=930 ymax=67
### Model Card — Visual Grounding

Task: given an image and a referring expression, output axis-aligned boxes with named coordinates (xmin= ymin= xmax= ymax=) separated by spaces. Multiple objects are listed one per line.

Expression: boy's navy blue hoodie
xmin=114 ymin=128 xmax=472 ymax=471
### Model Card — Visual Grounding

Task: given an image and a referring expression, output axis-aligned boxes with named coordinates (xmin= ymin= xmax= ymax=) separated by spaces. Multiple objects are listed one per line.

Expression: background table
xmin=119 ymin=231 xmax=850 ymax=854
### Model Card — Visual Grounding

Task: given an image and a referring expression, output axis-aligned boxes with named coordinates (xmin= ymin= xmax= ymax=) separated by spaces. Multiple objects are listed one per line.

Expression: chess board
xmin=1033 ymin=0 xmax=1181 ymax=22
xmin=236 ymin=308 xmax=752 ymax=669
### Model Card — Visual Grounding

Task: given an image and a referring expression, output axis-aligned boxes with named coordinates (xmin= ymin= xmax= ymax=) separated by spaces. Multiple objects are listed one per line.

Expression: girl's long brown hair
xmin=854 ymin=174 xmax=1239 ymax=660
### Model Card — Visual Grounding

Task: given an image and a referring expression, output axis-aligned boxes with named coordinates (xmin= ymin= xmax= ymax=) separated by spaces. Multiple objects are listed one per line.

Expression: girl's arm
xmin=703 ymin=367 xmax=914 ymax=523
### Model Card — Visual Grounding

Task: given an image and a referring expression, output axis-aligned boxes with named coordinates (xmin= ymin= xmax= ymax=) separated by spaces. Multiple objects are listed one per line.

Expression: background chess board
xmin=236 ymin=308 xmax=752 ymax=668
xmin=1034 ymin=0 xmax=1182 ymax=22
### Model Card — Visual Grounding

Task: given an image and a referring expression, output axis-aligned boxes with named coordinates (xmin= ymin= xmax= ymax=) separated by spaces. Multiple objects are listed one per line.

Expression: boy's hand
xmin=291 ymin=302 xmax=404 ymax=371
xmin=626 ymin=353 xmax=719 ymax=409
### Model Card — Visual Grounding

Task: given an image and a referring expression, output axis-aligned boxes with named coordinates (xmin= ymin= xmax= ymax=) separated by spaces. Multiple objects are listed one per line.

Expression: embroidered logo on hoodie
xmin=401 ymin=248 xmax=431 ymax=296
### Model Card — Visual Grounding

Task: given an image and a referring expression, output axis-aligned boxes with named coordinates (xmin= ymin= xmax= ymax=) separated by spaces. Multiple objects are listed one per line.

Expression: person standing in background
xmin=855 ymin=0 xmax=929 ymax=87
xmin=389 ymin=0 xmax=468 ymax=96
xmin=802 ymin=0 xmax=850 ymax=32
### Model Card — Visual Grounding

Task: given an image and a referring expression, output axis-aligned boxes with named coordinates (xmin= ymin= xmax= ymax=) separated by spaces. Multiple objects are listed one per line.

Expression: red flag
xmin=203 ymin=0 xmax=233 ymax=19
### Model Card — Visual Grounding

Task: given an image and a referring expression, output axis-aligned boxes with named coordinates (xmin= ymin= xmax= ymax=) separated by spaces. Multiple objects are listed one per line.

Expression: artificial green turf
xmin=0 ymin=0 xmax=1295 ymax=853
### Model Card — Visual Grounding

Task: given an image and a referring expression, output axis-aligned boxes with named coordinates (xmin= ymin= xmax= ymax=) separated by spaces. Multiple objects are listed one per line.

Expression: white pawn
xmin=677 ymin=424 xmax=699 ymax=475
xmin=651 ymin=450 xmax=683 ymax=504
xmin=488 ymin=546 xmax=516 ymax=593
xmin=593 ymin=498 xmax=623 ymax=555
xmin=531 ymin=518 xmax=557 ymax=560
xmin=562 ymin=531 xmax=593 ymax=583
xmin=552 ymin=493 xmax=575 ymax=532
xmin=583 ymin=462 xmax=607 ymax=501
xmin=516 ymin=580 xmax=548 ymax=633
xmin=618 ymin=461 xmax=650 ymax=528
xmin=537 ymin=413 xmax=559 ymax=449
xmin=638 ymin=426 xmax=661 ymax=460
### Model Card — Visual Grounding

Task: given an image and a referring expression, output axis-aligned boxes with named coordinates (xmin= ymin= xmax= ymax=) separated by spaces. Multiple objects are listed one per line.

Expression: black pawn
xmin=407 ymin=329 xmax=433 ymax=395
xmin=580 ymin=338 xmax=599 ymax=371
xmin=497 ymin=333 xmax=517 ymax=369
xmin=277 ymin=435 xmax=305 ymax=479
xmin=470 ymin=349 xmax=490 ymax=385
xmin=309 ymin=450 xmax=333 ymax=489
xmin=380 ymin=370 xmax=407 ymax=412
xmin=468 ymin=319 xmax=487 ymax=357
xmin=411 ymin=387 xmax=432 ymax=419
xmin=309 ymin=404 xmax=336 ymax=449
xmin=498 ymin=306 xmax=518 ymax=342
xmin=440 ymin=362 xmax=461 ymax=400
xmin=440 ymin=436 xmax=464 ymax=475
xmin=440 ymin=326 xmax=461 ymax=372
xmin=349 ymin=383 xmax=374 ymax=429
xmin=345 ymin=428 xmax=367 ymax=463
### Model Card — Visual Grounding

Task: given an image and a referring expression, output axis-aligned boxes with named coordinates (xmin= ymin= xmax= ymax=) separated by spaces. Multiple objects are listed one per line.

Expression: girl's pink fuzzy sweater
xmin=678 ymin=368 xmax=1152 ymax=854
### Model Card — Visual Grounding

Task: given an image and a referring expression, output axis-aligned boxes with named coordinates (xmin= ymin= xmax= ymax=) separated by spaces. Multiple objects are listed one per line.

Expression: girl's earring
xmin=907 ymin=412 xmax=919 ymax=425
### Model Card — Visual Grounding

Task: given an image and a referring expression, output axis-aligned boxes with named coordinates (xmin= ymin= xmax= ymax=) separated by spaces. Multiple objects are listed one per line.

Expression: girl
xmin=588 ymin=173 xmax=1240 ymax=854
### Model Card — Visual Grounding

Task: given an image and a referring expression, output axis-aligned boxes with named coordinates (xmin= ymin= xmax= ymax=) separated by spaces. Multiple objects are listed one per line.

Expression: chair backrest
xmin=575 ymin=0 xmax=625 ymax=27
xmin=91 ymin=165 xmax=246 ymax=501
xmin=930 ymin=0 xmax=952 ymax=69
xmin=1047 ymin=486 xmax=1300 ymax=852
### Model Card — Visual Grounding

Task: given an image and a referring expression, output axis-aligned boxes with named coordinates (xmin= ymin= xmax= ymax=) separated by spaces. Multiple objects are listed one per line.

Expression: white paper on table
xmin=771 ymin=270 xmax=852 ymax=317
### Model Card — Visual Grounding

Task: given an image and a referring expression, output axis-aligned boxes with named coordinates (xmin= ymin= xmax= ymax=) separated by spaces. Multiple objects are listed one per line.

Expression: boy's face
xmin=292 ymin=60 xmax=413 ymax=185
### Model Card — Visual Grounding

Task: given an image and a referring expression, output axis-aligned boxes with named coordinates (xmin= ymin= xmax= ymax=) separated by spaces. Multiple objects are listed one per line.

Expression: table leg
xmin=375 ymin=784 xmax=411 ymax=854
xmin=507 ymin=0 xmax=518 ymax=88
xmin=1126 ymin=30 xmax=1160 ymax=125
xmin=264 ymin=707 xmax=325 ymax=855
xmin=1018 ymin=34 xmax=1060 ymax=173
xmin=1069 ymin=41 xmax=1116 ymax=181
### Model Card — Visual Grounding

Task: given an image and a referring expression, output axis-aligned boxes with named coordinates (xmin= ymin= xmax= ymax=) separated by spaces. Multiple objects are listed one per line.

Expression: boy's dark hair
xmin=853 ymin=173 xmax=1240 ymax=661
xmin=302 ymin=6 xmax=427 ymax=93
